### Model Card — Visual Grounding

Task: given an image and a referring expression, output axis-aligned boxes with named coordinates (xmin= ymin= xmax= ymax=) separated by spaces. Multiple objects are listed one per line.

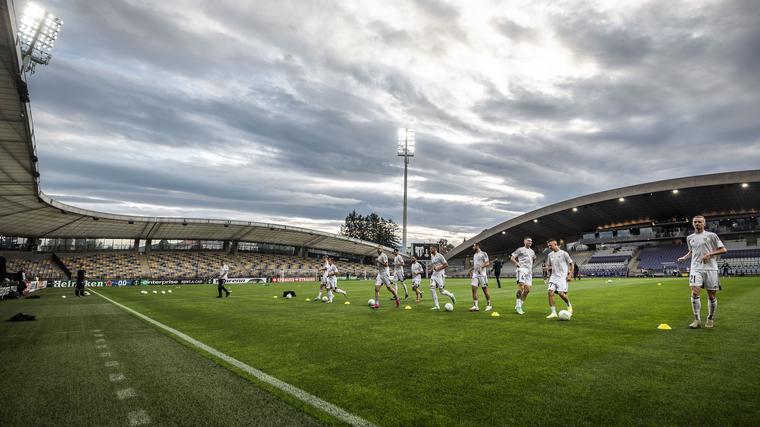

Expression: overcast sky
xmin=22 ymin=0 xmax=760 ymax=244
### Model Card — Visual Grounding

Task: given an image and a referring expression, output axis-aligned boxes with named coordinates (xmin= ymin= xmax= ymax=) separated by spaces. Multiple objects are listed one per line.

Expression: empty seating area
xmin=60 ymin=252 xmax=145 ymax=279
xmin=5 ymin=257 xmax=65 ymax=280
xmin=577 ymin=247 xmax=635 ymax=276
xmin=720 ymin=240 xmax=760 ymax=275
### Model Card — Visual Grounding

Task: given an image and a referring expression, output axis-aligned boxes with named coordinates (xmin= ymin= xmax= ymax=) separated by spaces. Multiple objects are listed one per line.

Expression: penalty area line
xmin=90 ymin=289 xmax=374 ymax=427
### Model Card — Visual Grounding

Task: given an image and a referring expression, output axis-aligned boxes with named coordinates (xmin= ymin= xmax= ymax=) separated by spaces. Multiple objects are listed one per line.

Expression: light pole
xmin=397 ymin=128 xmax=415 ymax=253
xmin=17 ymin=2 xmax=63 ymax=73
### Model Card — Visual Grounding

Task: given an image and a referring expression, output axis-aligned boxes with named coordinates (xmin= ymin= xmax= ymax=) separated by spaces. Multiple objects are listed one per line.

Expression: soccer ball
xmin=322 ymin=296 xmax=328 ymax=302
xmin=607 ymin=279 xmax=612 ymax=283
xmin=161 ymin=290 xmax=166 ymax=294
xmin=152 ymin=290 xmax=157 ymax=294
xmin=61 ymin=295 xmax=67 ymax=299
xmin=558 ymin=310 xmax=572 ymax=321
xmin=285 ymin=294 xmax=292 ymax=299
xmin=444 ymin=303 xmax=454 ymax=312
xmin=167 ymin=290 xmax=172 ymax=293
xmin=368 ymin=299 xmax=376 ymax=306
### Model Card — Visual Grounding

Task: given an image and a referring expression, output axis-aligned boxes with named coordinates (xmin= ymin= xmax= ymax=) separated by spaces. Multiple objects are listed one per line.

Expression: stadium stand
xmin=59 ymin=252 xmax=146 ymax=280
xmin=1 ymin=251 xmax=66 ymax=280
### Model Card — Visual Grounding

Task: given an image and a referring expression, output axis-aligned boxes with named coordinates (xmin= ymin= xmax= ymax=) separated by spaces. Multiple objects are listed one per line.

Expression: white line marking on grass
xmin=105 ymin=361 xmax=119 ymax=368
xmin=109 ymin=373 xmax=126 ymax=382
xmin=127 ymin=410 xmax=151 ymax=426
xmin=91 ymin=290 xmax=375 ymax=427
xmin=116 ymin=388 xmax=137 ymax=400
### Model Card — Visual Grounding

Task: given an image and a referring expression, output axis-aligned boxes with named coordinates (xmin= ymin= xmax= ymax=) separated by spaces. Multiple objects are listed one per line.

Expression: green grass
xmin=3 ymin=277 xmax=760 ymax=426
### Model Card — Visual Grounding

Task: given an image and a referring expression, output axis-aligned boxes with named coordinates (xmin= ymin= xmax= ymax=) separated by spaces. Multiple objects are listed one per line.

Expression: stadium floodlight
xmin=741 ymin=183 xmax=749 ymax=188
xmin=397 ymin=128 xmax=415 ymax=253
xmin=672 ymin=189 xmax=679 ymax=194
xmin=619 ymin=197 xmax=625 ymax=202
xmin=17 ymin=2 xmax=63 ymax=73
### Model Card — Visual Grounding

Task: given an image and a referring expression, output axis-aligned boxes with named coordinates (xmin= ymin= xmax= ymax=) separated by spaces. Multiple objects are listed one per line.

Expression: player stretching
xmin=410 ymin=256 xmax=424 ymax=303
xmin=372 ymin=246 xmax=400 ymax=309
xmin=545 ymin=239 xmax=573 ymax=319
xmin=326 ymin=258 xmax=348 ymax=303
xmin=314 ymin=257 xmax=330 ymax=301
xmin=468 ymin=242 xmax=492 ymax=312
xmin=392 ymin=249 xmax=409 ymax=300
xmin=511 ymin=237 xmax=536 ymax=315
xmin=677 ymin=215 xmax=727 ymax=329
xmin=429 ymin=246 xmax=456 ymax=310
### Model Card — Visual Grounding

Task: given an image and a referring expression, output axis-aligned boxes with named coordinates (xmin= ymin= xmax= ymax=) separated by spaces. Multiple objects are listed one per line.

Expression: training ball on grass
xmin=606 ymin=279 xmax=612 ymax=283
xmin=61 ymin=295 xmax=67 ymax=299
xmin=152 ymin=290 xmax=157 ymax=294
xmin=285 ymin=294 xmax=292 ymax=299
xmin=444 ymin=303 xmax=454 ymax=312
xmin=368 ymin=298 xmax=376 ymax=307
xmin=140 ymin=290 xmax=148 ymax=294
xmin=167 ymin=290 xmax=172 ymax=293
xmin=321 ymin=296 xmax=328 ymax=302
xmin=161 ymin=290 xmax=166 ymax=294
xmin=558 ymin=310 xmax=572 ymax=321
xmin=84 ymin=291 xmax=90 ymax=296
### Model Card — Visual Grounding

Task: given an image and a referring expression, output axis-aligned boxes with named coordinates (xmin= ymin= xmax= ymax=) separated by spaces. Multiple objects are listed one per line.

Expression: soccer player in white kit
xmin=314 ymin=257 xmax=330 ymax=301
xmin=429 ymin=246 xmax=456 ymax=310
xmin=372 ymin=245 xmax=400 ymax=309
xmin=410 ymin=256 xmax=424 ymax=303
xmin=468 ymin=242 xmax=492 ymax=312
xmin=392 ymin=249 xmax=409 ymax=300
xmin=677 ymin=215 xmax=727 ymax=328
xmin=325 ymin=257 xmax=348 ymax=303
xmin=510 ymin=237 xmax=536 ymax=315
xmin=545 ymin=239 xmax=574 ymax=319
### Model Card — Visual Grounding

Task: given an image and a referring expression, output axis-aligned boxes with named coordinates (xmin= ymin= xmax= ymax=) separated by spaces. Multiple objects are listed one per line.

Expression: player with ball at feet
xmin=429 ymin=245 xmax=456 ymax=310
xmin=677 ymin=215 xmax=727 ymax=329
xmin=372 ymin=245 xmax=400 ymax=309
xmin=545 ymin=239 xmax=574 ymax=319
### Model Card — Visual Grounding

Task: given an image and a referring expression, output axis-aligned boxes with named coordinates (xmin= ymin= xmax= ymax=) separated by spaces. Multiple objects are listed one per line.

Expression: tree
xmin=340 ymin=210 xmax=401 ymax=249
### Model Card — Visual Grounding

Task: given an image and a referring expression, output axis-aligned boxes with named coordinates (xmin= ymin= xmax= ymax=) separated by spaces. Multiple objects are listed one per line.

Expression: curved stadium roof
xmin=0 ymin=3 xmax=391 ymax=257
xmin=446 ymin=170 xmax=760 ymax=261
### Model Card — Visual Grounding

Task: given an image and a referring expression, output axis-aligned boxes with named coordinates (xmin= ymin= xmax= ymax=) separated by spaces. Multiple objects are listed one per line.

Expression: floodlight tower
xmin=397 ymin=128 xmax=415 ymax=253
xmin=17 ymin=2 xmax=63 ymax=73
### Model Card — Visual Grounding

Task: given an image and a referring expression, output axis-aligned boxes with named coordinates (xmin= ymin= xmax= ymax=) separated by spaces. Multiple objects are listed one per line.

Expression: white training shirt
xmin=431 ymin=253 xmax=447 ymax=276
xmin=376 ymin=253 xmax=390 ymax=273
xmin=219 ymin=265 xmax=229 ymax=280
xmin=327 ymin=264 xmax=338 ymax=277
xmin=548 ymin=250 xmax=573 ymax=282
xmin=473 ymin=250 xmax=489 ymax=275
xmin=687 ymin=231 xmax=725 ymax=272
xmin=511 ymin=246 xmax=536 ymax=270
xmin=411 ymin=262 xmax=423 ymax=279
xmin=394 ymin=254 xmax=405 ymax=268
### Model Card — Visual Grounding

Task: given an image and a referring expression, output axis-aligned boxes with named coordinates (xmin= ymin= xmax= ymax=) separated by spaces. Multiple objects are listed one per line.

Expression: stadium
xmin=2 ymin=1 xmax=760 ymax=426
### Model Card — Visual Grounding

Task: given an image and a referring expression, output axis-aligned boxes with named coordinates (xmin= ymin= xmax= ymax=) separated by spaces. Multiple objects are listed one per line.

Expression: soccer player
xmin=545 ymin=239 xmax=573 ymax=319
xmin=392 ymin=249 xmax=409 ymax=300
xmin=326 ymin=258 xmax=348 ymax=303
xmin=410 ymin=256 xmax=424 ymax=303
xmin=677 ymin=215 xmax=727 ymax=329
xmin=372 ymin=246 xmax=400 ymax=309
xmin=429 ymin=246 xmax=456 ymax=310
xmin=74 ymin=268 xmax=86 ymax=297
xmin=217 ymin=262 xmax=230 ymax=298
xmin=314 ymin=257 xmax=330 ymax=301
xmin=510 ymin=237 xmax=536 ymax=315
xmin=468 ymin=242 xmax=492 ymax=312
xmin=492 ymin=258 xmax=503 ymax=288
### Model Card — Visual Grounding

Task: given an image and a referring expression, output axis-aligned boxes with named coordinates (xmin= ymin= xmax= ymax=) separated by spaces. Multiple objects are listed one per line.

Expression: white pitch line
xmin=109 ymin=373 xmax=126 ymax=382
xmin=127 ymin=409 xmax=151 ymax=426
xmin=116 ymin=388 xmax=137 ymax=400
xmin=91 ymin=290 xmax=375 ymax=427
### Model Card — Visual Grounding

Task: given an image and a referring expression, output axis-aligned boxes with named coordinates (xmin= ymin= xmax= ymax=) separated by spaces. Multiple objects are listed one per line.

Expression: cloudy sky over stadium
xmin=24 ymin=0 xmax=760 ymax=244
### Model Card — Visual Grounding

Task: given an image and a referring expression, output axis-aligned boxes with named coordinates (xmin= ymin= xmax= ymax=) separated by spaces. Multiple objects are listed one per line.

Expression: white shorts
xmin=412 ymin=277 xmax=422 ymax=289
xmin=547 ymin=277 xmax=568 ymax=293
xmin=394 ymin=269 xmax=405 ymax=281
xmin=470 ymin=273 xmax=488 ymax=288
xmin=689 ymin=270 xmax=720 ymax=291
xmin=328 ymin=278 xmax=337 ymax=290
xmin=375 ymin=271 xmax=392 ymax=288
xmin=516 ymin=268 xmax=532 ymax=286
xmin=430 ymin=274 xmax=445 ymax=289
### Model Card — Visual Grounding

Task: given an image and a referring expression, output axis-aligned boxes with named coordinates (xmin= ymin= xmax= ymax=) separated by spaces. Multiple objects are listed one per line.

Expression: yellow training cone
xmin=657 ymin=283 xmax=662 ymax=286
xmin=657 ymin=323 xmax=672 ymax=330
xmin=305 ymin=298 xmax=310 ymax=301
xmin=344 ymin=301 xmax=351 ymax=305
xmin=404 ymin=305 xmax=412 ymax=310
xmin=491 ymin=311 xmax=500 ymax=317
xmin=273 ymin=296 xmax=278 ymax=299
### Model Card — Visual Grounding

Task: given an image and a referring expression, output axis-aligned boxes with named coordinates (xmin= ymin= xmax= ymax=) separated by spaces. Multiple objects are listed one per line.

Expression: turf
xmin=0 ymin=289 xmax=323 ymax=426
xmin=3 ymin=277 xmax=760 ymax=426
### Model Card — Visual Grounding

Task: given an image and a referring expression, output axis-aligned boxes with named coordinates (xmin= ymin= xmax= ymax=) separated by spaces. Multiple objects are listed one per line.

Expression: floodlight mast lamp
xmin=397 ymin=128 xmax=415 ymax=253
xmin=17 ymin=3 xmax=62 ymax=73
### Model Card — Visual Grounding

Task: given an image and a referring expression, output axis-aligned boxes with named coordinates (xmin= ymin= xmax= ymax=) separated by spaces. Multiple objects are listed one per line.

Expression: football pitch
xmin=2 ymin=277 xmax=760 ymax=426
